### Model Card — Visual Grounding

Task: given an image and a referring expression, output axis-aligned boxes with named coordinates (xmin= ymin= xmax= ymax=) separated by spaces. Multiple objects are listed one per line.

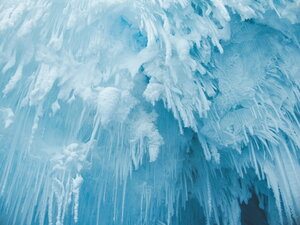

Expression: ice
xmin=0 ymin=108 xmax=14 ymax=128
xmin=0 ymin=0 xmax=299 ymax=225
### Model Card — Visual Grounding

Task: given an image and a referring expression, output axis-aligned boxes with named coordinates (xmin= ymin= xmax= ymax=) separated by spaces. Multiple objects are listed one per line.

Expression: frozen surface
xmin=0 ymin=0 xmax=300 ymax=225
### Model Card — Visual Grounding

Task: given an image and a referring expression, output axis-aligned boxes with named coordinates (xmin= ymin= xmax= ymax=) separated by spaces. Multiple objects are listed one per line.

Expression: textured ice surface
xmin=0 ymin=0 xmax=300 ymax=225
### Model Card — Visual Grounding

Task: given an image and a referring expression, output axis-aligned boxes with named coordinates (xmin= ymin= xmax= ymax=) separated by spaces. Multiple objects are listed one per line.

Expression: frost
xmin=130 ymin=110 xmax=163 ymax=165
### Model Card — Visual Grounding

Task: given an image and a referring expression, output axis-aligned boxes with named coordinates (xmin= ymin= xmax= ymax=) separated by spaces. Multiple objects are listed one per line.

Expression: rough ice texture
xmin=0 ymin=0 xmax=300 ymax=225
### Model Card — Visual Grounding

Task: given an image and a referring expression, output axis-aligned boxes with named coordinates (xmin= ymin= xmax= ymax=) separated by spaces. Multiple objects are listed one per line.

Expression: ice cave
xmin=0 ymin=0 xmax=300 ymax=225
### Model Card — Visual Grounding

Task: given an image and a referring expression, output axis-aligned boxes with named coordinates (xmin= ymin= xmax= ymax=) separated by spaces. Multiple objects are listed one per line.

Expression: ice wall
xmin=0 ymin=0 xmax=300 ymax=225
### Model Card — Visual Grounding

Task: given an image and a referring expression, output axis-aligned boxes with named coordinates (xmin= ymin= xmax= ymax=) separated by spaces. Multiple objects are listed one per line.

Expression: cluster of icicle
xmin=0 ymin=0 xmax=300 ymax=225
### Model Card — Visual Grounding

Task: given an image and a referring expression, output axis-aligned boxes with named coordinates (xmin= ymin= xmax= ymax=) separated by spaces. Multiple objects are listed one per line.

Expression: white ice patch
xmin=130 ymin=110 xmax=163 ymax=167
xmin=0 ymin=108 xmax=14 ymax=128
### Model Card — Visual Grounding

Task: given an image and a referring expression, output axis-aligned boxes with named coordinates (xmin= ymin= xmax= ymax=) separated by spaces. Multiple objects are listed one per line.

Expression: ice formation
xmin=0 ymin=0 xmax=300 ymax=225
